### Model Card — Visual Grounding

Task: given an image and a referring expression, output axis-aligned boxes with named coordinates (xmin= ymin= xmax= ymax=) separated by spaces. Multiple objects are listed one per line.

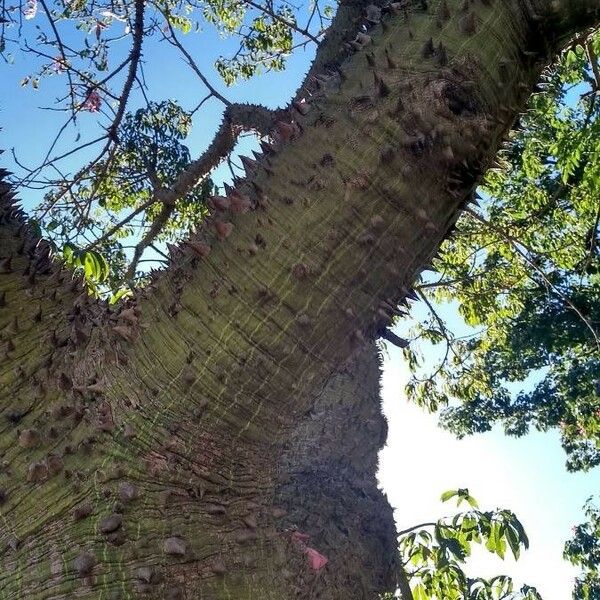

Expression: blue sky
xmin=1 ymin=5 xmax=598 ymax=598
xmin=379 ymin=340 xmax=597 ymax=599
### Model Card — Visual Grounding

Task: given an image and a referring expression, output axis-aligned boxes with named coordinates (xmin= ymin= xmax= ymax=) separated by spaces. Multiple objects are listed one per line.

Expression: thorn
xmin=293 ymin=100 xmax=310 ymax=115
xmin=229 ymin=191 xmax=252 ymax=214
xmin=119 ymin=307 xmax=138 ymax=325
xmin=260 ymin=140 xmax=275 ymax=155
xmin=437 ymin=0 xmax=450 ymax=22
xmin=211 ymin=559 xmax=227 ymax=575
xmin=58 ymin=372 xmax=72 ymax=391
xmin=365 ymin=4 xmax=382 ymax=23
xmin=214 ymin=221 xmax=234 ymax=240
xmin=353 ymin=329 xmax=366 ymax=343
xmin=0 ymin=257 xmax=12 ymax=274
xmin=5 ymin=315 xmax=18 ymax=335
xmin=374 ymin=72 xmax=391 ymax=97
xmin=435 ymin=43 xmax=448 ymax=66
xmin=442 ymin=146 xmax=455 ymax=161
xmin=275 ymin=121 xmax=298 ymax=143
xmin=167 ymin=243 xmax=181 ymax=261
xmin=240 ymin=155 xmax=257 ymax=174
xmin=458 ymin=11 xmax=476 ymax=36
xmin=185 ymin=241 xmax=211 ymax=258
xmin=370 ymin=215 xmax=385 ymax=229
xmin=381 ymin=329 xmax=409 ymax=348
xmin=356 ymin=32 xmax=372 ymax=46
xmin=385 ymin=49 xmax=397 ymax=69
xmin=292 ymin=263 xmax=310 ymax=280
xmin=297 ymin=313 xmax=311 ymax=327
xmin=112 ymin=325 xmax=136 ymax=344
xmin=71 ymin=324 xmax=88 ymax=346
xmin=422 ymin=37 xmax=435 ymax=58
xmin=209 ymin=196 xmax=231 ymax=212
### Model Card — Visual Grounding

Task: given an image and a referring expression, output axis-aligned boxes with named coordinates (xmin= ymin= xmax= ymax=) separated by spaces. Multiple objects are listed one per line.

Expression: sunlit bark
xmin=0 ymin=0 xmax=599 ymax=598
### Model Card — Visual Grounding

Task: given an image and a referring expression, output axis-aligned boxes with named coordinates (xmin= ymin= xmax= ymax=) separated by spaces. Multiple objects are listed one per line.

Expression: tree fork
xmin=1 ymin=1 xmax=599 ymax=598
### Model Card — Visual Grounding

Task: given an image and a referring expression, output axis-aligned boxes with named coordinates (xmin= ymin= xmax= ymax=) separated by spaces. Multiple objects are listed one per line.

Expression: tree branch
xmin=586 ymin=38 xmax=600 ymax=90
xmin=397 ymin=563 xmax=414 ymax=600
xmin=106 ymin=0 xmax=145 ymax=143
xmin=464 ymin=207 xmax=600 ymax=349
xmin=85 ymin=196 xmax=159 ymax=251
xmin=243 ymin=0 xmax=321 ymax=44
xmin=38 ymin=0 xmax=77 ymax=117
xmin=160 ymin=102 xmax=282 ymax=205
xmin=162 ymin=16 xmax=231 ymax=106
xmin=124 ymin=200 xmax=173 ymax=282
xmin=397 ymin=522 xmax=437 ymax=537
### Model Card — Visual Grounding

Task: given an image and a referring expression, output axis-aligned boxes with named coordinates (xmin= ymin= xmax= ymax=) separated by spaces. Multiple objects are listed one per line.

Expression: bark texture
xmin=1 ymin=0 xmax=599 ymax=598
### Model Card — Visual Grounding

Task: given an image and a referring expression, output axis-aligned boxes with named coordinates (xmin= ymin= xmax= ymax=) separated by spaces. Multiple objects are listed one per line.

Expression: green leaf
xmin=412 ymin=583 xmax=429 ymax=600
xmin=441 ymin=490 xmax=459 ymax=502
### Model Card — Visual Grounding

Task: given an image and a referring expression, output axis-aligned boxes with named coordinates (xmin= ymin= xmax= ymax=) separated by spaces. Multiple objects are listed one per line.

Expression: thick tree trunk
xmin=1 ymin=1 xmax=599 ymax=598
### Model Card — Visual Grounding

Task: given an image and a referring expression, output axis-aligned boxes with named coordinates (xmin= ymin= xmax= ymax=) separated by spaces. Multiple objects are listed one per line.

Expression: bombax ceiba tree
xmin=1 ymin=0 xmax=599 ymax=598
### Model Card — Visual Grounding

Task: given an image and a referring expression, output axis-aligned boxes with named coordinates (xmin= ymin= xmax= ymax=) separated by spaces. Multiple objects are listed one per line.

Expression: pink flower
xmin=304 ymin=546 xmax=328 ymax=571
xmin=289 ymin=530 xmax=328 ymax=571
xmin=82 ymin=90 xmax=101 ymax=112
xmin=23 ymin=0 xmax=37 ymax=19
xmin=52 ymin=55 xmax=67 ymax=73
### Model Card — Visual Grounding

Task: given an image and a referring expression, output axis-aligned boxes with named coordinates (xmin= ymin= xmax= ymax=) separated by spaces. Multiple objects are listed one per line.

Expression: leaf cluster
xmin=396 ymin=490 xmax=540 ymax=600
xmin=402 ymin=32 xmax=600 ymax=473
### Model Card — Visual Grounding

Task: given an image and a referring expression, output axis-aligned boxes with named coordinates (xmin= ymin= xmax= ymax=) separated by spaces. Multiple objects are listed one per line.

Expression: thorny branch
xmin=122 ymin=101 xmax=281 ymax=280
xmin=6 ymin=0 xmax=330 ymax=287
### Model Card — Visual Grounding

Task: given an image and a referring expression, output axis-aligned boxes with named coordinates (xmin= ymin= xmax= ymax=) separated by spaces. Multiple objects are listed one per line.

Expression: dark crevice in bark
xmin=274 ymin=344 xmax=397 ymax=598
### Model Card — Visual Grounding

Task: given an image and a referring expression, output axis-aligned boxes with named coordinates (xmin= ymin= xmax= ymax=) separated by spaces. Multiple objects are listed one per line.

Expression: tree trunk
xmin=0 ymin=1 xmax=598 ymax=598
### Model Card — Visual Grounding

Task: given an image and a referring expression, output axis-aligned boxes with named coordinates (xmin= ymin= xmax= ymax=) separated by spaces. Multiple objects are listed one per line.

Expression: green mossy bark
xmin=1 ymin=1 xmax=599 ymax=598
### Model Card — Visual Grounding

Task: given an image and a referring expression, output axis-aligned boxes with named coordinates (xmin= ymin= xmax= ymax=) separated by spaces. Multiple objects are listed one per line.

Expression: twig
xmin=163 ymin=16 xmax=230 ymax=106
xmin=243 ymin=0 xmax=320 ymax=43
xmin=397 ymin=522 xmax=438 ymax=537
xmin=586 ymin=39 xmax=600 ymax=90
xmin=464 ymin=207 xmax=600 ymax=349
xmin=38 ymin=0 xmax=77 ymax=117
xmin=85 ymin=196 xmax=159 ymax=251
xmin=124 ymin=201 xmax=173 ymax=281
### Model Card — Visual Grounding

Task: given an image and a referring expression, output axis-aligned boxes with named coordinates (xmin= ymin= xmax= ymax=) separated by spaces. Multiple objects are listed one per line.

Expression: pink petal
xmin=305 ymin=546 xmax=328 ymax=570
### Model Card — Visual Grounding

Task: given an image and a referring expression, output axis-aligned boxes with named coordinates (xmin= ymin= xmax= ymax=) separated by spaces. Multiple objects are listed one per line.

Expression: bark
xmin=1 ymin=0 xmax=599 ymax=598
